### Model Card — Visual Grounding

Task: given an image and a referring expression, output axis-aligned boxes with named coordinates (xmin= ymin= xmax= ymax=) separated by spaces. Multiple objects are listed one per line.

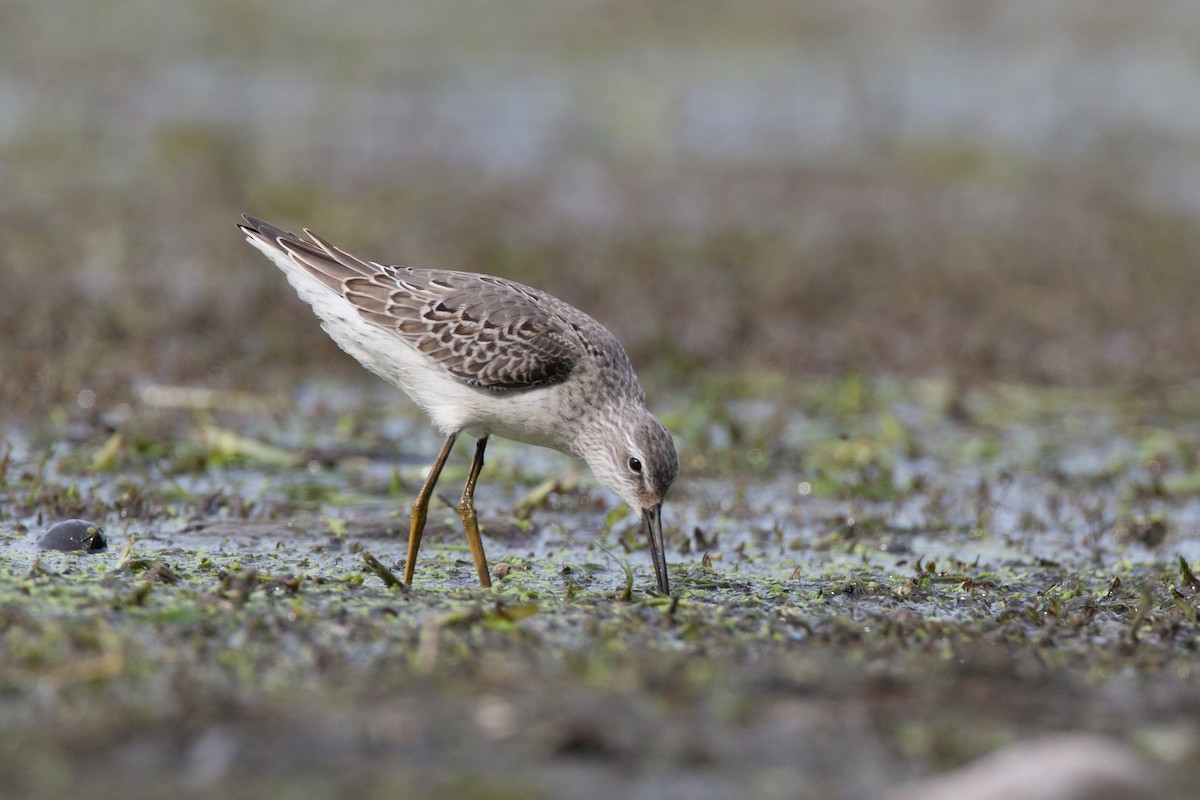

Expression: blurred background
xmin=3 ymin=0 xmax=1199 ymax=417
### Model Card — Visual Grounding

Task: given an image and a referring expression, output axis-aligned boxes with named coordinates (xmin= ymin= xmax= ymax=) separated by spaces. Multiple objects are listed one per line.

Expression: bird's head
xmin=581 ymin=409 xmax=678 ymax=594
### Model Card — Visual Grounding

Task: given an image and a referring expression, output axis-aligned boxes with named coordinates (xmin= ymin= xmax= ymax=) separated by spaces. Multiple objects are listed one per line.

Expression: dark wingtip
xmin=238 ymin=214 xmax=295 ymax=244
xmin=238 ymin=213 xmax=262 ymax=233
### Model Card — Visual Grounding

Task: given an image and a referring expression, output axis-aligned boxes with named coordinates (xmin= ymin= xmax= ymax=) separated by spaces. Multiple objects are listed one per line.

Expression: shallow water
xmin=6 ymin=377 xmax=1198 ymax=597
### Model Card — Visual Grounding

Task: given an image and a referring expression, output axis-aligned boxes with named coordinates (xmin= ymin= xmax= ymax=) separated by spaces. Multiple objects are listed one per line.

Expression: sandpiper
xmin=240 ymin=215 xmax=679 ymax=593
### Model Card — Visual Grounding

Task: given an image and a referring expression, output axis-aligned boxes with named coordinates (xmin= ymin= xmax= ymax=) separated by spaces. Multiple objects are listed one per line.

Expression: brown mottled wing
xmin=238 ymin=216 xmax=587 ymax=391
xmin=344 ymin=270 xmax=584 ymax=390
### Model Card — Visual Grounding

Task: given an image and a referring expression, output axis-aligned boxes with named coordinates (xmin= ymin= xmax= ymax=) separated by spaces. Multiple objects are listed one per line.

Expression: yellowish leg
xmin=457 ymin=435 xmax=492 ymax=587
xmin=404 ymin=432 xmax=458 ymax=586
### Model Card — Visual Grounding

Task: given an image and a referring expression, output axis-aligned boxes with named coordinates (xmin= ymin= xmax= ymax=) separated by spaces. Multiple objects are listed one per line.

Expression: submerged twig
xmin=114 ymin=536 xmax=137 ymax=570
xmin=361 ymin=551 xmax=405 ymax=591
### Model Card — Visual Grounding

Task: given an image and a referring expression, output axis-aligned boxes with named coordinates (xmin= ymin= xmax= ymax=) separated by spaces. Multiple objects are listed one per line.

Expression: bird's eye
xmin=628 ymin=456 xmax=643 ymax=473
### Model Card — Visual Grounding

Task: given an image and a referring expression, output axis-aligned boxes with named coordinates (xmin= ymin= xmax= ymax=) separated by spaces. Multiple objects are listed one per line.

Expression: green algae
xmin=3 ymin=378 xmax=1200 ymax=798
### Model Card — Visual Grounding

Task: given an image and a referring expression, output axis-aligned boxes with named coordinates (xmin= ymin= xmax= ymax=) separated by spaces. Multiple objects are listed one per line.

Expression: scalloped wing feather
xmin=240 ymin=216 xmax=585 ymax=391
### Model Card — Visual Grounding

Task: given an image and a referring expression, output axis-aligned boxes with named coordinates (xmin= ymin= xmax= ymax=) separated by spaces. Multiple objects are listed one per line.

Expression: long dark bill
xmin=642 ymin=503 xmax=670 ymax=595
